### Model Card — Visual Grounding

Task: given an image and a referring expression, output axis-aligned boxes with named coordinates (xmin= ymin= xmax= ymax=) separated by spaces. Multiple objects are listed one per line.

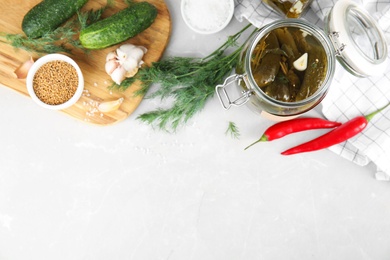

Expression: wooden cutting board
xmin=0 ymin=0 xmax=171 ymax=125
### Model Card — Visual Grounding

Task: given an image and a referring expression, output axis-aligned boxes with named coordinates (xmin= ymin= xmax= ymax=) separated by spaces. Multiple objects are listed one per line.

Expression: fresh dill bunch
xmin=131 ymin=23 xmax=256 ymax=132
xmin=226 ymin=122 xmax=240 ymax=139
xmin=135 ymin=51 xmax=238 ymax=131
xmin=0 ymin=5 xmax=108 ymax=54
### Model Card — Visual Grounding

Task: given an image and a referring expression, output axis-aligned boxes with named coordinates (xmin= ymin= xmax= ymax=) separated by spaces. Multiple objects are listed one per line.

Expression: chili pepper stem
xmin=365 ymin=103 xmax=390 ymax=122
xmin=244 ymin=135 xmax=268 ymax=150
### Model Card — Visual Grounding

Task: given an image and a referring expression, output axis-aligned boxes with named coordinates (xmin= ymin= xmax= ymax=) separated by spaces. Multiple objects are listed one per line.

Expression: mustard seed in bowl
xmin=33 ymin=60 xmax=78 ymax=105
xmin=26 ymin=53 xmax=84 ymax=110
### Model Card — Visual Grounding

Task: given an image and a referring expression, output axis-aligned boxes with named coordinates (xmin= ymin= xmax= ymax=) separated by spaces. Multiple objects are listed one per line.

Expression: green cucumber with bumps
xmin=79 ymin=2 xmax=157 ymax=50
xmin=22 ymin=0 xmax=88 ymax=39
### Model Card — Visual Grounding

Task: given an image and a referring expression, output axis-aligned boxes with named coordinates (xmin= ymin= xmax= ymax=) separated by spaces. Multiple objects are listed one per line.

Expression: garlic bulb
xmin=105 ymin=44 xmax=147 ymax=85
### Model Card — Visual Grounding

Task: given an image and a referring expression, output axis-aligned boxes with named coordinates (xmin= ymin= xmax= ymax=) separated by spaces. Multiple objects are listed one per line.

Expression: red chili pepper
xmin=281 ymin=103 xmax=390 ymax=155
xmin=244 ymin=118 xmax=341 ymax=150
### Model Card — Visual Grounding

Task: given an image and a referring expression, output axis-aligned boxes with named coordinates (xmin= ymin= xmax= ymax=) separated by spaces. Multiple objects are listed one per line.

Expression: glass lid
xmin=327 ymin=0 xmax=388 ymax=77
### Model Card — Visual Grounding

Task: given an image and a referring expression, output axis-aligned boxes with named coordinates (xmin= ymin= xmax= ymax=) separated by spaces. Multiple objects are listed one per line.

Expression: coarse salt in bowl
xmin=181 ymin=0 xmax=235 ymax=34
xmin=26 ymin=53 xmax=84 ymax=110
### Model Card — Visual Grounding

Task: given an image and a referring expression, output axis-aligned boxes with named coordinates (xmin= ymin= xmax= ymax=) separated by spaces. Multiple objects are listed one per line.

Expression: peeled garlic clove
xmin=110 ymin=66 xmax=127 ymax=85
xmin=293 ymin=53 xmax=308 ymax=71
xmin=105 ymin=59 xmax=119 ymax=75
xmin=13 ymin=57 xmax=34 ymax=79
xmin=98 ymin=97 xmax=124 ymax=112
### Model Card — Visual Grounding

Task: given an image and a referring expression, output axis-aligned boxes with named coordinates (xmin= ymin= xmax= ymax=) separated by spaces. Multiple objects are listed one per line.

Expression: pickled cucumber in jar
xmin=262 ymin=0 xmax=313 ymax=18
xmin=250 ymin=26 xmax=327 ymax=103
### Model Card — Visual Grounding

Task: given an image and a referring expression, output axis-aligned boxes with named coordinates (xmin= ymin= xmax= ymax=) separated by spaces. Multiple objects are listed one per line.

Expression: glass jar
xmin=216 ymin=0 xmax=388 ymax=118
xmin=262 ymin=0 xmax=314 ymax=18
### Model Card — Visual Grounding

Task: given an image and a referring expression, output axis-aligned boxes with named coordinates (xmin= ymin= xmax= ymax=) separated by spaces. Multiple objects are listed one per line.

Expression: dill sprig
xmin=118 ymin=23 xmax=256 ymax=132
xmin=0 ymin=3 xmax=111 ymax=55
xmin=226 ymin=122 xmax=240 ymax=139
xmin=0 ymin=18 xmax=79 ymax=54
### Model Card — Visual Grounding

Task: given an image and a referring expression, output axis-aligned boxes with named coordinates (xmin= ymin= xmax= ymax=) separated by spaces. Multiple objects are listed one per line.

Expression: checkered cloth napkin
xmin=234 ymin=0 xmax=390 ymax=180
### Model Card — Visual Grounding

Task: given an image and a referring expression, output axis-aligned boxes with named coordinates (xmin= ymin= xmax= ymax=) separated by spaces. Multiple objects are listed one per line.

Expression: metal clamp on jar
xmin=216 ymin=0 xmax=388 ymax=119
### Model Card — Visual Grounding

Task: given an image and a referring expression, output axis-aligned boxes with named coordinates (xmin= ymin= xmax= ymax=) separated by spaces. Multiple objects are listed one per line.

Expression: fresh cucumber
xmin=22 ymin=0 xmax=88 ymax=39
xmin=79 ymin=2 xmax=157 ymax=50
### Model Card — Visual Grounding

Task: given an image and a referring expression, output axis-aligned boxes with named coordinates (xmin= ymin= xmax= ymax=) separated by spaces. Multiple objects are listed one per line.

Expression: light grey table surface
xmin=0 ymin=1 xmax=389 ymax=259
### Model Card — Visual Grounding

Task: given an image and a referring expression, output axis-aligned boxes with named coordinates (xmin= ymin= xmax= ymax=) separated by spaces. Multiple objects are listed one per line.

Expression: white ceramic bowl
xmin=181 ymin=0 xmax=235 ymax=34
xmin=26 ymin=53 xmax=84 ymax=110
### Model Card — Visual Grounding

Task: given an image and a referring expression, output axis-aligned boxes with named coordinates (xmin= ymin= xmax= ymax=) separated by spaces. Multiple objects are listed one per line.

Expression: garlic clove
xmin=293 ymin=53 xmax=308 ymax=71
xmin=110 ymin=66 xmax=127 ymax=85
xmin=117 ymin=44 xmax=147 ymax=64
xmin=119 ymin=44 xmax=147 ymax=54
xmin=13 ymin=57 xmax=34 ymax=79
xmin=105 ymin=59 xmax=119 ymax=75
xmin=117 ymin=44 xmax=137 ymax=54
xmin=98 ymin=97 xmax=124 ymax=112
xmin=116 ymin=47 xmax=128 ymax=61
xmin=128 ymin=46 xmax=147 ymax=62
xmin=106 ymin=51 xmax=117 ymax=62
xmin=120 ymin=45 xmax=147 ymax=73
xmin=122 ymin=58 xmax=138 ymax=72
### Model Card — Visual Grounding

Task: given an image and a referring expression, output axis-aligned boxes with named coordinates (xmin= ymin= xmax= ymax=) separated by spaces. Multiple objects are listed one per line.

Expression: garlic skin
xmin=105 ymin=44 xmax=147 ymax=85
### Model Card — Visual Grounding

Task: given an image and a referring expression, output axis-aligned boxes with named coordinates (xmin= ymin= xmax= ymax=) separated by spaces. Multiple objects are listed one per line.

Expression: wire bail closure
xmin=215 ymin=74 xmax=252 ymax=110
xmin=328 ymin=31 xmax=346 ymax=56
